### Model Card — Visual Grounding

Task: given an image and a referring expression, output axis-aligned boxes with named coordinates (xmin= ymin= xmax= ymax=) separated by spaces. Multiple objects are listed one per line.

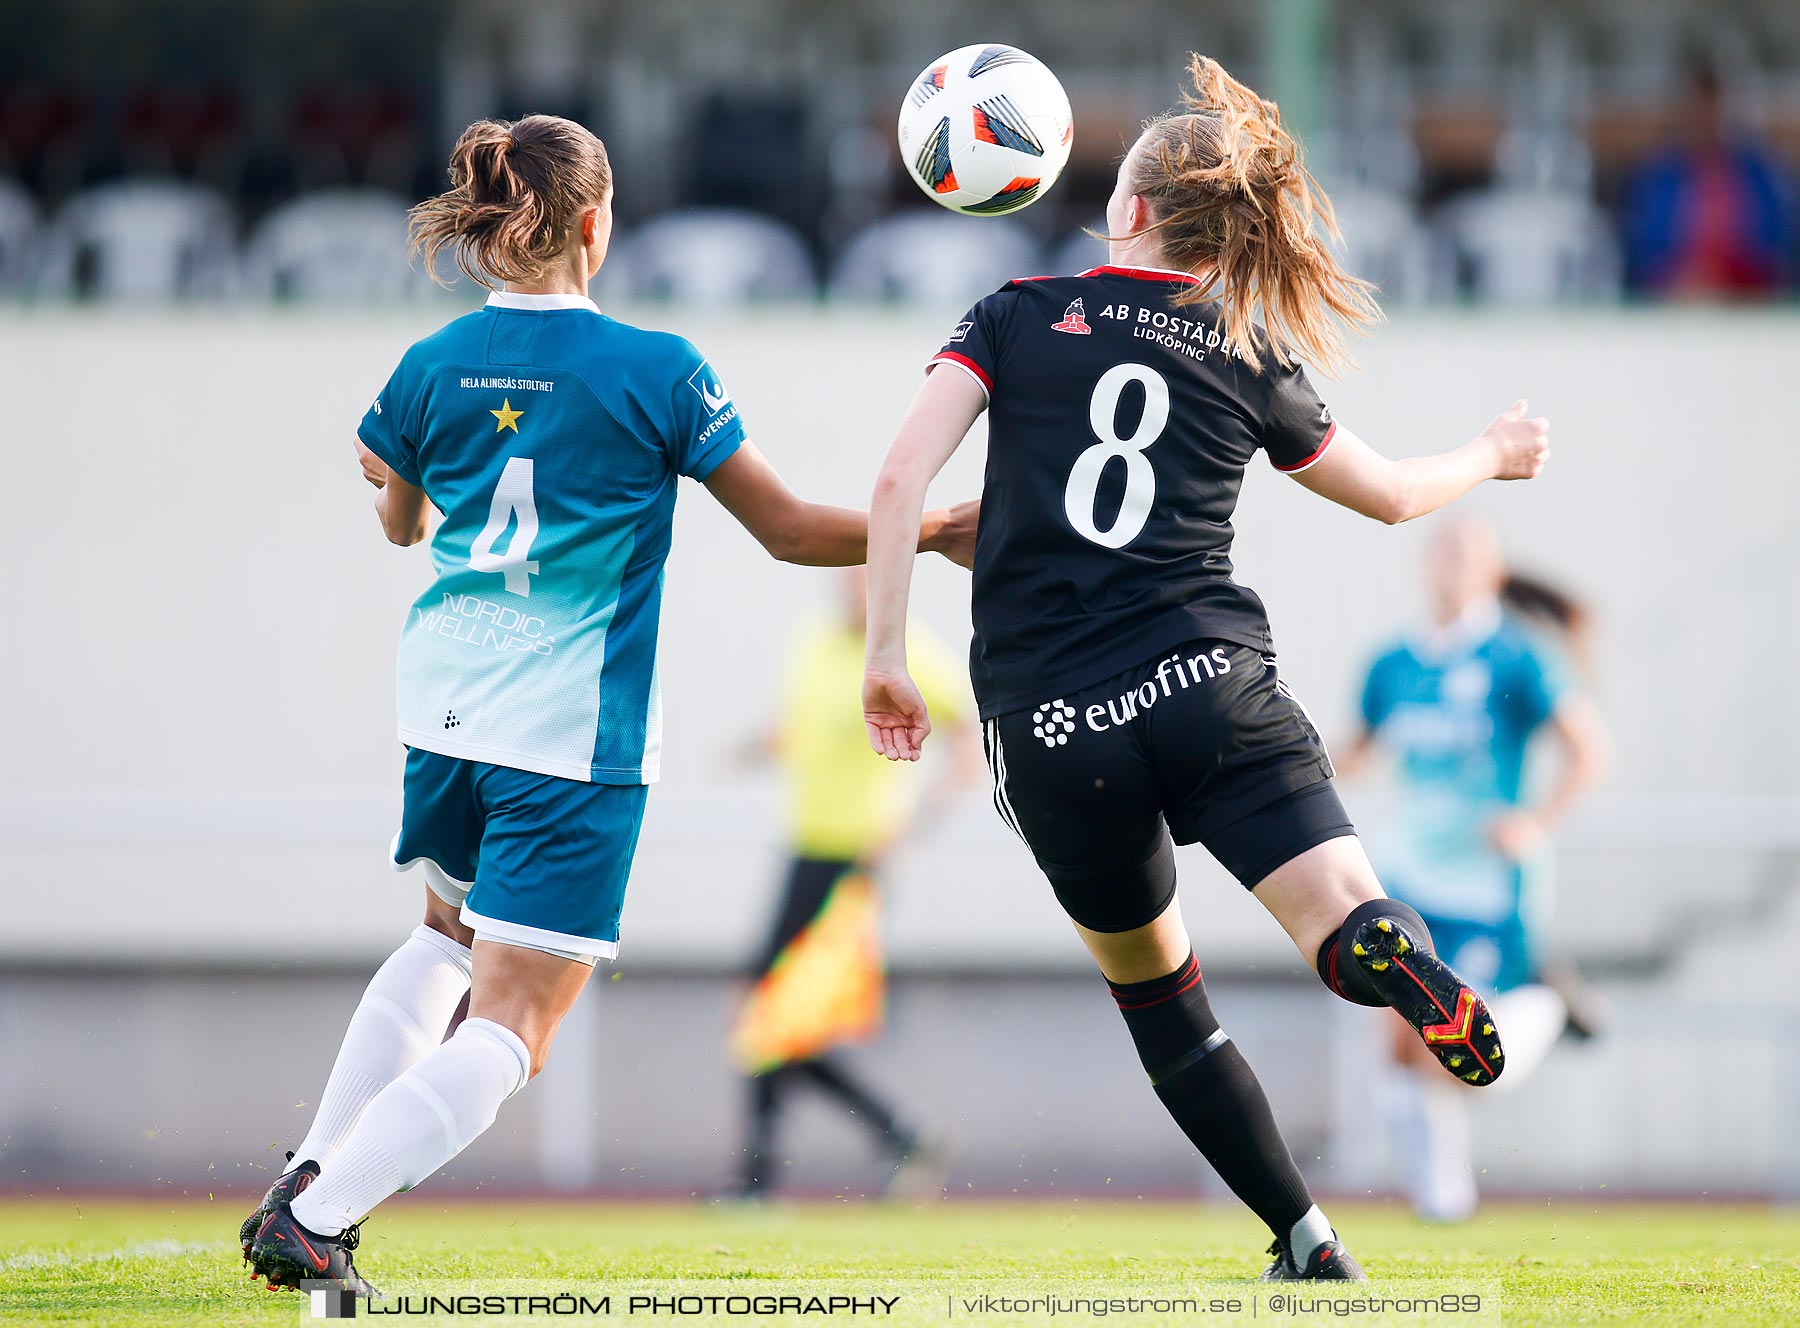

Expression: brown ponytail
xmin=1112 ymin=55 xmax=1380 ymax=375
xmin=411 ymin=115 xmax=612 ymax=289
xmin=1500 ymin=571 xmax=1592 ymax=670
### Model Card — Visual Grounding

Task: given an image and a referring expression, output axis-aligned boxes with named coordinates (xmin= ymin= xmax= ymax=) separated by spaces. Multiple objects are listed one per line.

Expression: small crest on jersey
xmin=1320 ymin=404 xmax=1332 ymax=423
xmin=1052 ymin=298 xmax=1091 ymax=335
xmin=686 ymin=361 xmax=732 ymax=415
xmin=948 ymin=321 xmax=972 ymax=344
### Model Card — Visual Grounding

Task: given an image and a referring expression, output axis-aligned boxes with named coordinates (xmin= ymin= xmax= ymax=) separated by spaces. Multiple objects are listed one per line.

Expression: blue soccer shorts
xmin=389 ymin=748 xmax=649 ymax=963
xmin=1414 ymin=910 xmax=1535 ymax=995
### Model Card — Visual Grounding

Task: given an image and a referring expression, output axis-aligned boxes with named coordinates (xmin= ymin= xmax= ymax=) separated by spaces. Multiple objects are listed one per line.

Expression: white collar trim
xmin=485 ymin=290 xmax=600 ymax=313
xmin=1412 ymin=597 xmax=1503 ymax=661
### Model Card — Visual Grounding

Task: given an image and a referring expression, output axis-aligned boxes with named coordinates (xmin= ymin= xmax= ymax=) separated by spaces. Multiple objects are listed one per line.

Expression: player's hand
xmin=1486 ymin=809 xmax=1548 ymax=862
xmin=1481 ymin=400 xmax=1550 ymax=481
xmin=355 ymin=437 xmax=389 ymax=490
xmin=923 ymin=499 xmax=981 ymax=570
xmin=864 ymin=669 xmax=932 ymax=761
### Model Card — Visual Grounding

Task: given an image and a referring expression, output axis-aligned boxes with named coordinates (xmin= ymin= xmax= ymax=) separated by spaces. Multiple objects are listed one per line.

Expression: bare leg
xmin=1248 ymin=836 xmax=1387 ymax=970
xmin=1070 ymin=893 xmax=1193 ymax=983
xmin=466 ymin=941 xmax=596 ymax=1080
xmin=424 ymin=888 xmax=476 ymax=949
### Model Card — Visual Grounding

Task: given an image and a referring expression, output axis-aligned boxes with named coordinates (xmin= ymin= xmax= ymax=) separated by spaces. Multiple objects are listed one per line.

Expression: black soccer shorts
xmin=982 ymin=640 xmax=1355 ymax=933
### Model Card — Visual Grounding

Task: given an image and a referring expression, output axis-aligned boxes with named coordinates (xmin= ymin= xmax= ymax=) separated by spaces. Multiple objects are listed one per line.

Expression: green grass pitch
xmin=1 ymin=1197 xmax=1794 ymax=1326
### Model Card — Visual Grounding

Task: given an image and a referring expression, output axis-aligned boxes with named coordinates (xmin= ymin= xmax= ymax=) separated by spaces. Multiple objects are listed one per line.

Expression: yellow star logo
xmin=491 ymin=399 xmax=523 ymax=433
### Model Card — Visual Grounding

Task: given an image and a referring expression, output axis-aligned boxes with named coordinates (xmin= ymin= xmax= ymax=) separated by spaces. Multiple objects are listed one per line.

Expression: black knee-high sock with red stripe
xmin=1314 ymin=898 xmax=1434 ymax=1008
xmin=1108 ymin=953 xmax=1315 ymax=1240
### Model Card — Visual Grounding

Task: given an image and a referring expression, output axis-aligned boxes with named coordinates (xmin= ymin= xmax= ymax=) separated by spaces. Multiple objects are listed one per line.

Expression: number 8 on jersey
xmin=1065 ymin=362 xmax=1170 ymax=549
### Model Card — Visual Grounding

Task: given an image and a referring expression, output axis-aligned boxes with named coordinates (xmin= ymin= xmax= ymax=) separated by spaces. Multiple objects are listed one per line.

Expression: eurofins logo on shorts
xmin=1031 ymin=699 xmax=1077 ymax=748
xmin=1086 ymin=647 xmax=1233 ymax=732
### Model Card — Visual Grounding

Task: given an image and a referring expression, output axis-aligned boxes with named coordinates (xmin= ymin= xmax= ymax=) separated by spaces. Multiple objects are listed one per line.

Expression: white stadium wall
xmin=3 ymin=303 xmax=1795 ymax=968
xmin=2 ymin=304 xmax=1797 ymax=1196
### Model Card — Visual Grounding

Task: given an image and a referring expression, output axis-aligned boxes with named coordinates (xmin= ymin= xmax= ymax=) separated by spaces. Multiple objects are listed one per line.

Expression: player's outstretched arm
xmin=1489 ymin=695 xmax=1612 ymax=860
xmin=864 ymin=366 xmax=988 ymax=761
xmin=1293 ymin=401 xmax=1550 ymax=525
xmin=703 ymin=441 xmax=972 ymax=567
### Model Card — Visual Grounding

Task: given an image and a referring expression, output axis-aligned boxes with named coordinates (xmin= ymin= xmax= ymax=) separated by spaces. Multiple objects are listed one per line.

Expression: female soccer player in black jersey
xmin=863 ymin=56 xmax=1551 ymax=1281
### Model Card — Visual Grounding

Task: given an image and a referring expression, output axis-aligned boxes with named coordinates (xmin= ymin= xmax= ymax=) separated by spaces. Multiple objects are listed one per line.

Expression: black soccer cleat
xmin=1352 ymin=915 xmax=1505 ymax=1087
xmin=1539 ymin=962 xmax=1609 ymax=1043
xmin=1262 ymin=1237 xmax=1366 ymax=1281
xmin=247 ymin=1199 xmax=376 ymax=1297
xmin=882 ymin=1126 xmax=956 ymax=1200
xmin=239 ymin=1152 xmax=319 ymax=1258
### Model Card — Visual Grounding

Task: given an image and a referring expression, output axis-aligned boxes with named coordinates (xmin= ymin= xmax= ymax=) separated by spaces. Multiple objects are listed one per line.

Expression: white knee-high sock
xmin=1485 ymin=984 xmax=1568 ymax=1094
xmin=288 ymin=926 xmax=473 ymax=1173
xmin=290 ymin=1017 xmax=530 ymax=1236
xmin=1409 ymin=1077 xmax=1477 ymax=1222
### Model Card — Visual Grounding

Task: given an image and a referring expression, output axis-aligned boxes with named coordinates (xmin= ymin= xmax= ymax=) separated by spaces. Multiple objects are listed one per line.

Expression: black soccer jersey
xmin=931 ymin=264 xmax=1337 ymax=719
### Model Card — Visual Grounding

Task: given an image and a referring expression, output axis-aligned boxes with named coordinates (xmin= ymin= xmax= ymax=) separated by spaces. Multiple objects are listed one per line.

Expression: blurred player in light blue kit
xmin=237 ymin=114 xmax=973 ymax=1295
xmin=1346 ymin=514 xmax=1610 ymax=1221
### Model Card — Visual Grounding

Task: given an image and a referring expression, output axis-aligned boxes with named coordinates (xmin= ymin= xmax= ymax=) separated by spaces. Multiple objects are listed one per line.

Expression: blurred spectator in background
xmin=1620 ymin=62 xmax=1796 ymax=299
xmin=0 ymin=79 xmax=91 ymax=202
xmin=1341 ymin=516 xmax=1610 ymax=1221
xmin=118 ymin=80 xmax=244 ymax=188
xmin=728 ymin=569 xmax=973 ymax=1199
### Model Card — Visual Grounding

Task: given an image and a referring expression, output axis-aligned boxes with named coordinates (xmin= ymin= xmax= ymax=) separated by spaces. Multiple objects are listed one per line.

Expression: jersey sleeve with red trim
xmin=926 ymin=289 xmax=1017 ymax=399
xmin=1262 ymin=362 xmax=1337 ymax=473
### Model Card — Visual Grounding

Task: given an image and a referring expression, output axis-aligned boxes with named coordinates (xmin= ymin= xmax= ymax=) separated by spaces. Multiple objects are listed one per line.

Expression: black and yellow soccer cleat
xmin=239 ymin=1152 xmax=319 ymax=1258
xmin=1262 ymin=1237 xmax=1366 ymax=1281
xmin=1353 ymin=915 xmax=1505 ymax=1087
xmin=247 ymin=1200 xmax=376 ymax=1297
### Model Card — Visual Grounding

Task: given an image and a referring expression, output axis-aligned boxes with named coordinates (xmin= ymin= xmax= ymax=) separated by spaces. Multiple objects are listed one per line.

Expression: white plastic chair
xmin=1309 ymin=126 xmax=1423 ymax=197
xmin=243 ymin=189 xmax=424 ymax=301
xmin=829 ymin=212 xmax=1042 ymax=304
xmin=0 ymin=179 xmax=40 ymax=295
xmin=1495 ymin=128 xmax=1596 ymax=195
xmin=36 ymin=179 xmax=238 ymax=300
xmin=1435 ymin=187 xmax=1621 ymax=305
xmin=1323 ymin=186 xmax=1431 ymax=306
xmin=616 ymin=209 xmax=815 ymax=304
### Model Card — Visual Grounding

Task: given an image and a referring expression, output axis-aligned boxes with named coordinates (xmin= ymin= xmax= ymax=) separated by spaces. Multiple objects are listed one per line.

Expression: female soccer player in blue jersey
xmin=240 ymin=114 xmax=973 ymax=1294
xmin=862 ymin=56 xmax=1552 ymax=1281
xmin=1348 ymin=516 xmax=1609 ymax=1221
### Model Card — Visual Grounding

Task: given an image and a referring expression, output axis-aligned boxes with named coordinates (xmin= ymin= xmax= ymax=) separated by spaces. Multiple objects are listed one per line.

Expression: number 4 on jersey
xmin=468 ymin=456 xmax=540 ymax=596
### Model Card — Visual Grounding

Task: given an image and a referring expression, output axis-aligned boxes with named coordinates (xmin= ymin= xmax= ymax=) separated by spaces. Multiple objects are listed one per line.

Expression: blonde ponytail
xmin=410 ymin=115 xmax=612 ymax=289
xmin=1114 ymin=55 xmax=1381 ymax=374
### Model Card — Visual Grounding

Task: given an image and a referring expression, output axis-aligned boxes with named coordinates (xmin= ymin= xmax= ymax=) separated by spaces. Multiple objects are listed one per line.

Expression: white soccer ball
xmin=897 ymin=44 xmax=1073 ymax=216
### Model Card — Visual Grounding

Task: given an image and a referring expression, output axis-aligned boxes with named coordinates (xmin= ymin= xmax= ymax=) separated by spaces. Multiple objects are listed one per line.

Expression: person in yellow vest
xmin=730 ymin=567 xmax=974 ymax=1198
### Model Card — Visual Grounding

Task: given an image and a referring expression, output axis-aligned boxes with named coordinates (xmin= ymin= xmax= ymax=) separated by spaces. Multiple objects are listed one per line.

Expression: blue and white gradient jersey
xmin=358 ymin=291 xmax=746 ymax=784
xmin=1359 ymin=601 xmax=1568 ymax=926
